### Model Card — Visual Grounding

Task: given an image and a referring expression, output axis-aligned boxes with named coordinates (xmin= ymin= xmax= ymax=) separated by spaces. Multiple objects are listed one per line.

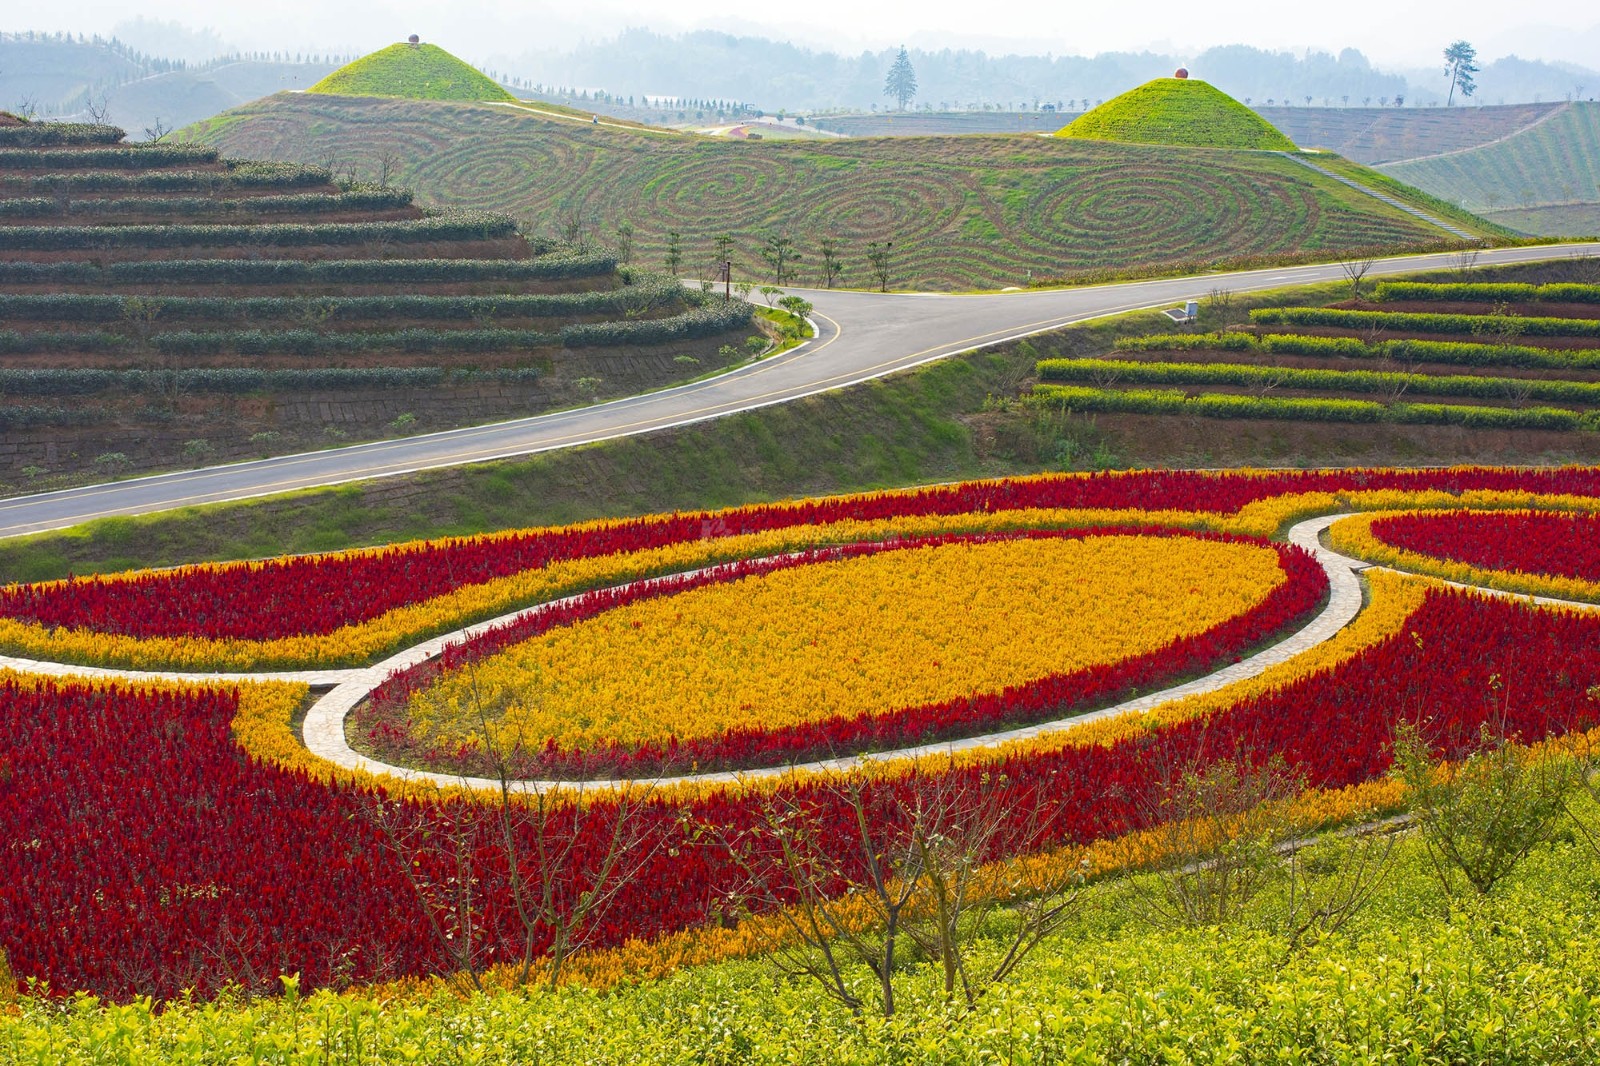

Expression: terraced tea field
xmin=182 ymin=93 xmax=1499 ymax=291
xmin=1031 ymin=268 xmax=1600 ymax=437
xmin=1379 ymin=103 xmax=1600 ymax=215
xmin=1264 ymin=102 xmax=1565 ymax=165
xmin=0 ymin=120 xmax=752 ymax=488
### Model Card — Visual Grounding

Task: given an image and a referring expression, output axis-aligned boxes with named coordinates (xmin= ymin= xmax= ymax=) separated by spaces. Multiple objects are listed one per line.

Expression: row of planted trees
xmin=583 ymin=222 xmax=897 ymax=292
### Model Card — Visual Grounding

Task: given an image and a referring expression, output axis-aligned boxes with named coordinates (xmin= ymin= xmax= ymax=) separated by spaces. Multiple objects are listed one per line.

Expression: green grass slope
xmin=182 ymin=94 xmax=1498 ymax=291
xmin=1379 ymin=103 xmax=1600 ymax=217
xmin=308 ymin=42 xmax=514 ymax=103
xmin=1056 ymin=77 xmax=1296 ymax=151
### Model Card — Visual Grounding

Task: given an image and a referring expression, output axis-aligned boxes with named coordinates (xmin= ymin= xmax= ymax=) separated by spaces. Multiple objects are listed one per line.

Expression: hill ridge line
xmin=1274 ymin=152 xmax=1476 ymax=240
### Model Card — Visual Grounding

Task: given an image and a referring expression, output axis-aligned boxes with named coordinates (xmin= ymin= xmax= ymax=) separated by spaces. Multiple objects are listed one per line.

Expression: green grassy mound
xmin=308 ymin=42 xmax=515 ymax=103
xmin=1057 ymin=77 xmax=1297 ymax=151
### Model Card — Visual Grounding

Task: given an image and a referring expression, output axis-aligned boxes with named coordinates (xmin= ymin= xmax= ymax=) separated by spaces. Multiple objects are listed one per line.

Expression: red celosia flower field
xmin=2 ymin=584 xmax=1597 ymax=999
xmin=1372 ymin=509 xmax=1600 ymax=584
xmin=5 ymin=466 xmax=1600 ymax=1002
xmin=5 ymin=466 xmax=1600 ymax=643
xmin=358 ymin=529 xmax=1326 ymax=777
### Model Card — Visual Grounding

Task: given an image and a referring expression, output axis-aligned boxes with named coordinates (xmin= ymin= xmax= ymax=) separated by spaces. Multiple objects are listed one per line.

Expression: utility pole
xmin=721 ymin=260 xmax=732 ymax=303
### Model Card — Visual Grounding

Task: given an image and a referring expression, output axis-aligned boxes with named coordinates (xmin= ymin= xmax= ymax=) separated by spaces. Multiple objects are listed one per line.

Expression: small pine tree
xmin=884 ymin=47 xmax=918 ymax=111
xmin=1444 ymin=40 xmax=1479 ymax=106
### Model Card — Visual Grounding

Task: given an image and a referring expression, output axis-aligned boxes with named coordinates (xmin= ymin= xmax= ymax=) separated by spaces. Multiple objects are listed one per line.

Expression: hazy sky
xmin=16 ymin=0 xmax=1600 ymax=70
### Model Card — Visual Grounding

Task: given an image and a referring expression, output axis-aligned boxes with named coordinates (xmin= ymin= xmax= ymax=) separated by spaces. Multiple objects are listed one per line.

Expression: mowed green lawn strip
xmin=179 ymin=94 xmax=1500 ymax=292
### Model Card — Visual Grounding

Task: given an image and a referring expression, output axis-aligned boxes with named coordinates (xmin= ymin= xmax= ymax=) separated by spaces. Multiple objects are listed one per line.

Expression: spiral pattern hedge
xmin=187 ymin=95 xmax=1462 ymax=290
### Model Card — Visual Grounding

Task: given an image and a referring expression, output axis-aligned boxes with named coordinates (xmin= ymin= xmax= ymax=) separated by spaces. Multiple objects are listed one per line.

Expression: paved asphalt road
xmin=3 ymin=242 xmax=1599 ymax=540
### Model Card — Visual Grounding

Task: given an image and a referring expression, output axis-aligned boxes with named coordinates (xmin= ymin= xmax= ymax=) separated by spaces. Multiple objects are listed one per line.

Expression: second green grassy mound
xmin=308 ymin=43 xmax=515 ymax=103
xmin=1058 ymin=77 xmax=1297 ymax=151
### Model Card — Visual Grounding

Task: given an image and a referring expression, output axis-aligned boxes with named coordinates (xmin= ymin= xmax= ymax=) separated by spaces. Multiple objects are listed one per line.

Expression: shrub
xmin=0 ymin=122 xmax=124 ymax=147
xmin=1115 ymin=332 xmax=1260 ymax=353
xmin=0 ymin=945 xmax=13 ymax=1011
xmin=1035 ymin=357 xmax=1600 ymax=405
xmin=0 ymin=144 xmax=218 ymax=170
xmin=0 ymin=281 xmax=681 ymax=324
xmin=0 ymin=189 xmax=416 ymax=221
xmin=23 ymin=162 xmax=329 ymax=193
xmin=0 ymin=254 xmax=614 ymax=287
xmin=1392 ymin=718 xmax=1580 ymax=898
xmin=1376 ymin=282 xmax=1600 ymax=305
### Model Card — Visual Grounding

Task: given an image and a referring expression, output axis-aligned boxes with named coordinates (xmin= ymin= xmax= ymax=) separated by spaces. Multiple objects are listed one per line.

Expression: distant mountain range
xmin=497 ymin=31 xmax=1600 ymax=113
xmin=4 ymin=27 xmax=1597 ymax=138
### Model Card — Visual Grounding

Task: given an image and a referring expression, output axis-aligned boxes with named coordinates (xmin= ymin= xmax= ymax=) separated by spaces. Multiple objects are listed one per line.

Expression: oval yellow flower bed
xmin=359 ymin=529 xmax=1325 ymax=776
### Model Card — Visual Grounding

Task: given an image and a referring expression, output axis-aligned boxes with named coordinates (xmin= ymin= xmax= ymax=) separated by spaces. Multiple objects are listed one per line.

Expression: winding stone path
xmin=5 ymin=511 xmax=1596 ymax=793
xmin=297 ymin=514 xmax=1369 ymax=792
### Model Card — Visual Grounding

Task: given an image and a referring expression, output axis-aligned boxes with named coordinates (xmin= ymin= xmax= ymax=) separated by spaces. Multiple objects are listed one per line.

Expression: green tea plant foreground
xmin=4 ymin=467 xmax=1600 ymax=1002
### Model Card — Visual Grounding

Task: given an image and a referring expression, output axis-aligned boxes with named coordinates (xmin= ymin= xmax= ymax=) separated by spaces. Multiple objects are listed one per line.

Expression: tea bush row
xmin=1117 ymin=331 xmax=1600 ymax=370
xmin=0 ymin=189 xmax=414 ymax=221
xmin=0 ymin=303 xmax=750 ymax=357
xmin=1250 ymin=306 xmax=1600 ymax=338
xmin=0 ymin=123 xmax=125 ymax=148
xmin=0 ymin=365 xmax=544 ymax=395
xmin=0 ymin=254 xmax=615 ymax=287
xmin=0 ymin=144 xmax=219 ymax=170
xmin=1033 ymin=383 xmax=1594 ymax=430
xmin=1376 ymin=281 xmax=1600 ymax=304
xmin=1037 ymin=356 xmax=1600 ymax=405
xmin=13 ymin=162 xmax=331 ymax=193
xmin=0 ymin=209 xmax=518 ymax=250
xmin=0 ymin=279 xmax=681 ymax=323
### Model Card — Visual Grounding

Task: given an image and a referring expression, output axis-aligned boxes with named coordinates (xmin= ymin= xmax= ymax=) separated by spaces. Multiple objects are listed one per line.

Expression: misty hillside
xmin=0 ymin=31 xmax=341 ymax=138
xmin=500 ymin=31 xmax=1599 ymax=112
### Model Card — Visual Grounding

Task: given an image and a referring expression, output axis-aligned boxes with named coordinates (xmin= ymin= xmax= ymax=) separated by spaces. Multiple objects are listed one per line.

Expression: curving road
xmin=3 ymin=242 xmax=1598 ymax=539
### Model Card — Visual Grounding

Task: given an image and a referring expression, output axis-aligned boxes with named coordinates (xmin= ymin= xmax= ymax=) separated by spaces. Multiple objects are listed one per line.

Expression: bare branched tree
xmin=377 ymin=149 xmax=401 ymax=189
xmin=1392 ymin=712 xmax=1579 ymax=899
xmin=704 ymin=765 xmax=1087 ymax=1018
xmin=1276 ymin=827 xmax=1395 ymax=954
xmin=83 ymin=93 xmax=111 ymax=125
xmin=1132 ymin=750 xmax=1304 ymax=929
xmin=367 ymin=663 xmax=665 ymax=991
xmin=1340 ymin=258 xmax=1377 ymax=302
xmin=142 ymin=117 xmax=170 ymax=143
